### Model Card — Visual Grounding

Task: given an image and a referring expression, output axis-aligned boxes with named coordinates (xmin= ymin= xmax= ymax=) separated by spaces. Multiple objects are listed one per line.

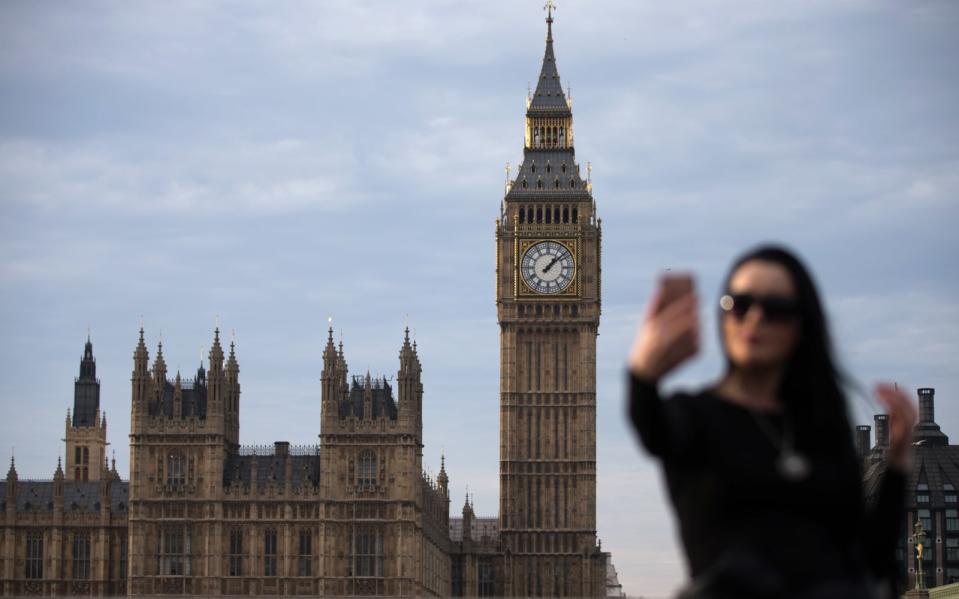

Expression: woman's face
xmin=721 ymin=259 xmax=801 ymax=370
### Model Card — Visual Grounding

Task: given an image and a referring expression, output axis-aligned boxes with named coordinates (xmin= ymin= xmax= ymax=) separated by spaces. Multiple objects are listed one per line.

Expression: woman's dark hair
xmin=720 ymin=244 xmax=854 ymax=454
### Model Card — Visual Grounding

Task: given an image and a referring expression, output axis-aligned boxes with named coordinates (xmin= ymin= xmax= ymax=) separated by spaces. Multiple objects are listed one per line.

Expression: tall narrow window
xmin=263 ymin=529 xmax=277 ymax=577
xmin=228 ymin=528 xmax=243 ymax=576
xmin=72 ymin=532 xmax=91 ymax=579
xmin=159 ymin=526 xmax=190 ymax=575
xmin=947 ymin=509 xmax=959 ymax=532
xmin=26 ymin=532 xmax=43 ymax=579
xmin=119 ymin=535 xmax=128 ymax=580
xmin=478 ymin=559 xmax=495 ymax=596
xmin=948 ymin=538 xmax=959 ymax=561
xmin=298 ymin=530 xmax=312 ymax=577
xmin=166 ymin=452 xmax=185 ymax=487
xmin=82 ymin=447 xmax=89 ymax=481
xmin=358 ymin=450 xmax=377 ymax=488
xmin=352 ymin=527 xmax=383 ymax=577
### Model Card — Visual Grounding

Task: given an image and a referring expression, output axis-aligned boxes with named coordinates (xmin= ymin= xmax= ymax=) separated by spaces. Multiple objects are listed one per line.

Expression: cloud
xmin=0 ymin=137 xmax=362 ymax=216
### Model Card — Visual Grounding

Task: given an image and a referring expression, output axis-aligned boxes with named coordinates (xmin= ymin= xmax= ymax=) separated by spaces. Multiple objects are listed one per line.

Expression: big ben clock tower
xmin=496 ymin=4 xmax=605 ymax=597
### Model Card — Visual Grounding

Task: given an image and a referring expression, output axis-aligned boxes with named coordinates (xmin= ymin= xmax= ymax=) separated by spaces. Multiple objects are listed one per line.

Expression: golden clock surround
xmin=515 ymin=237 xmax=579 ymax=298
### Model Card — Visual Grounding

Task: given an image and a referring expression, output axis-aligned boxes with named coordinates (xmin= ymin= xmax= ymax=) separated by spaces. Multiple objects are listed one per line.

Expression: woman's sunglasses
xmin=719 ymin=293 xmax=800 ymax=323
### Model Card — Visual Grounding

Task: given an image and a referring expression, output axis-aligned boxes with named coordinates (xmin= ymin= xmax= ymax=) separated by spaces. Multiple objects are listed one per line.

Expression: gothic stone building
xmin=0 ymin=9 xmax=614 ymax=598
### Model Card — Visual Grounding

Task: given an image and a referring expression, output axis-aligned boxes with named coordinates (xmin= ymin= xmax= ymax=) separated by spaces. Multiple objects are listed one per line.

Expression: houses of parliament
xmin=0 ymin=8 xmax=621 ymax=598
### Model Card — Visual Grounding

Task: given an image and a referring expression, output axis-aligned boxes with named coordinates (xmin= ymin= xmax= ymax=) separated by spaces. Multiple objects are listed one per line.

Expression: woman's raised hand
xmin=874 ymin=383 xmax=918 ymax=473
xmin=628 ymin=280 xmax=700 ymax=383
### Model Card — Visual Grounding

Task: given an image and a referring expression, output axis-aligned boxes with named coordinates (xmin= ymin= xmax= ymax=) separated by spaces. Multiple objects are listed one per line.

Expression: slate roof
xmin=863 ymin=389 xmax=959 ymax=510
xmin=149 ymin=377 xmax=208 ymax=419
xmin=528 ymin=16 xmax=570 ymax=115
xmin=339 ymin=377 xmax=398 ymax=420
xmin=0 ymin=480 xmax=128 ymax=513
xmin=448 ymin=517 xmax=499 ymax=542
xmin=223 ymin=454 xmax=321 ymax=488
xmin=507 ymin=151 xmax=589 ymax=200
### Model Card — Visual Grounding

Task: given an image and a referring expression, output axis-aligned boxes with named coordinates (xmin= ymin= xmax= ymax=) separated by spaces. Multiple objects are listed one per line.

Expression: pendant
xmin=778 ymin=451 xmax=810 ymax=481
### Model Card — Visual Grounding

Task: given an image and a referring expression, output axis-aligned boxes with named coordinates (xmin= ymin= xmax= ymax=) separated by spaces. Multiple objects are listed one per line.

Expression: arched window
xmin=358 ymin=450 xmax=376 ymax=487
xmin=536 ymin=207 xmax=543 ymax=223
xmin=519 ymin=207 xmax=526 ymax=223
xmin=167 ymin=452 xmax=185 ymax=486
xmin=572 ymin=207 xmax=578 ymax=223
xmin=531 ymin=163 xmax=536 ymax=173
xmin=533 ymin=128 xmax=540 ymax=146
xmin=522 ymin=179 xmax=528 ymax=189
xmin=563 ymin=207 xmax=569 ymax=223
xmin=545 ymin=207 xmax=552 ymax=224
xmin=546 ymin=164 xmax=551 ymax=173
xmin=559 ymin=128 xmax=566 ymax=146
xmin=536 ymin=180 xmax=543 ymax=189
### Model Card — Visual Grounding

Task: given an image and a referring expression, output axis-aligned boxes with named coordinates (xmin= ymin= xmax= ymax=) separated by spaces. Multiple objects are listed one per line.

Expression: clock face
xmin=521 ymin=241 xmax=575 ymax=294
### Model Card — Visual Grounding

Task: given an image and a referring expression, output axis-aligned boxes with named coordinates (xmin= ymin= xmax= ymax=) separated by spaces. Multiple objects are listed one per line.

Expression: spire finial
xmin=544 ymin=0 xmax=556 ymax=40
xmin=87 ymin=324 xmax=91 ymax=342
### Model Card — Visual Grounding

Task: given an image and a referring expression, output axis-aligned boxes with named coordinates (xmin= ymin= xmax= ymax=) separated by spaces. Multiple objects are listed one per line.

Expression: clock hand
xmin=543 ymin=256 xmax=560 ymax=273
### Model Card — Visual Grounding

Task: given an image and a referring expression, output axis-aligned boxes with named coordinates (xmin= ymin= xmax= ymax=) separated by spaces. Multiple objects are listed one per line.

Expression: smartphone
xmin=655 ymin=273 xmax=694 ymax=314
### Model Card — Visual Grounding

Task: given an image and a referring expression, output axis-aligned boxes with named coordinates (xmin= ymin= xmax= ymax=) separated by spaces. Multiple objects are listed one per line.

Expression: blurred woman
xmin=627 ymin=245 xmax=916 ymax=599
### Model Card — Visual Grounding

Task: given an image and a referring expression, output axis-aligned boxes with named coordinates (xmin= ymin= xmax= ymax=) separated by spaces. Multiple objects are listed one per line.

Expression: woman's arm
xmin=862 ymin=384 xmax=915 ymax=584
xmin=862 ymin=466 xmax=906 ymax=585
xmin=627 ymin=371 xmax=695 ymax=459
xmin=626 ymin=279 xmax=700 ymax=458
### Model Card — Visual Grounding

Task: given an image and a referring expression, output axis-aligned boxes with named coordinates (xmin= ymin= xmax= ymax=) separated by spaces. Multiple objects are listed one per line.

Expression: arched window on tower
xmin=533 ymin=128 xmax=540 ymax=147
xmin=358 ymin=450 xmax=376 ymax=488
xmin=166 ymin=452 xmax=185 ymax=487
xmin=559 ymin=128 xmax=566 ymax=147
xmin=81 ymin=447 xmax=89 ymax=481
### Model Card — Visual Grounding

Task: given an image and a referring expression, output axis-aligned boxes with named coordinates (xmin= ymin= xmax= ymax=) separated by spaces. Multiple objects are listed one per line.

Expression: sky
xmin=1 ymin=1 xmax=957 ymax=596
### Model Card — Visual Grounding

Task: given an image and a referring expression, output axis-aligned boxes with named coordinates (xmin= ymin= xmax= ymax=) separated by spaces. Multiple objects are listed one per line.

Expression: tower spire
xmin=528 ymin=0 xmax=567 ymax=113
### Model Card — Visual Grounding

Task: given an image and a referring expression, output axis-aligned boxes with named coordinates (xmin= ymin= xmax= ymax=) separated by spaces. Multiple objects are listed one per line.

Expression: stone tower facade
xmin=495 ymin=6 xmax=605 ymax=597
xmin=127 ymin=327 xmax=241 ymax=595
xmin=318 ymin=326 xmax=451 ymax=597
xmin=64 ymin=336 xmax=108 ymax=482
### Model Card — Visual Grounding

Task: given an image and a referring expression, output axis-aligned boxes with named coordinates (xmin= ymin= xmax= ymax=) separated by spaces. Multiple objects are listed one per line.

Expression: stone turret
xmin=65 ymin=336 xmax=108 ymax=481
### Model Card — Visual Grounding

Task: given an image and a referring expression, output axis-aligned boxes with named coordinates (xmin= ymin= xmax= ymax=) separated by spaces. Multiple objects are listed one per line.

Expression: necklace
xmin=748 ymin=408 xmax=811 ymax=481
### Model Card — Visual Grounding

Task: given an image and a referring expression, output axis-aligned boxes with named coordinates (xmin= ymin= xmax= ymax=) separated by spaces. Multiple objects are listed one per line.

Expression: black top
xmin=628 ymin=372 xmax=905 ymax=595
